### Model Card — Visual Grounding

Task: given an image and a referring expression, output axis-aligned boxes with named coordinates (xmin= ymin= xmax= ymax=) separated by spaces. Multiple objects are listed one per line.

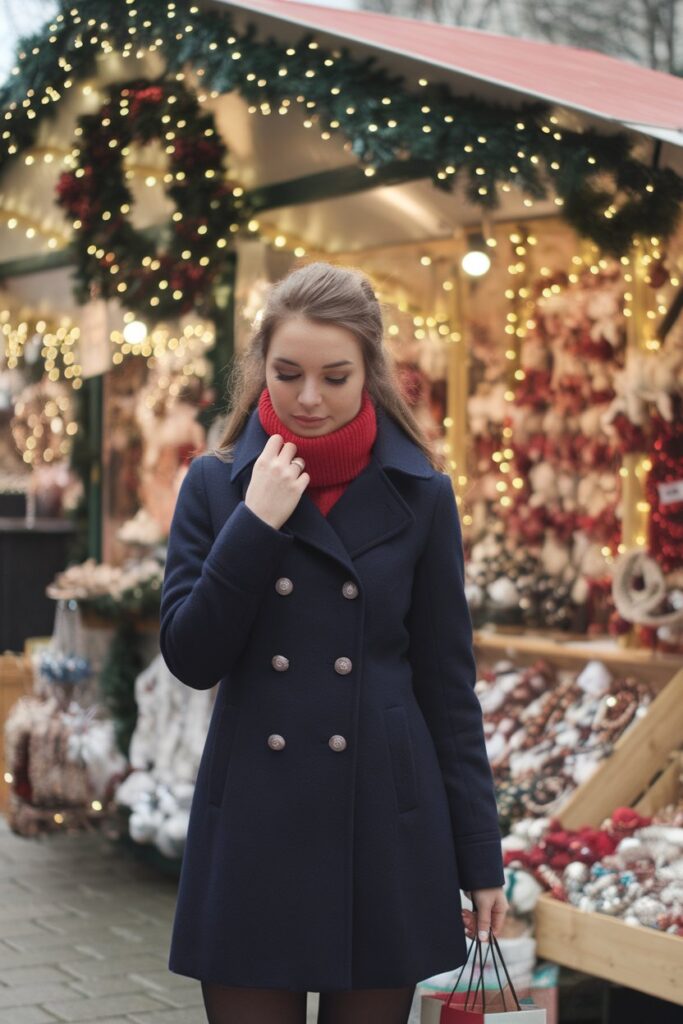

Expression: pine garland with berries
xmin=1 ymin=0 xmax=682 ymax=272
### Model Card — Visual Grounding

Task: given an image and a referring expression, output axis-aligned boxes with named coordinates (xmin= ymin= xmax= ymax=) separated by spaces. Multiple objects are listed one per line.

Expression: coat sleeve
xmin=406 ymin=471 xmax=504 ymax=892
xmin=160 ymin=455 xmax=294 ymax=689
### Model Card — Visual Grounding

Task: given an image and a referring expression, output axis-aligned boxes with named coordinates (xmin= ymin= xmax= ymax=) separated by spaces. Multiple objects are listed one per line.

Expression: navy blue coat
xmin=160 ymin=402 xmax=504 ymax=992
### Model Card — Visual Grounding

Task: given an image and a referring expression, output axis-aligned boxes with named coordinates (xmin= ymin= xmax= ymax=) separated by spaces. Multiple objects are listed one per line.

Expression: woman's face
xmin=265 ymin=315 xmax=366 ymax=436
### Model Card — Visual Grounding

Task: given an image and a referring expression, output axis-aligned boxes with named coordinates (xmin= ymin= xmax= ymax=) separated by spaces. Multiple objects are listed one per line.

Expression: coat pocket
xmin=207 ymin=702 xmax=239 ymax=807
xmin=383 ymin=705 xmax=419 ymax=813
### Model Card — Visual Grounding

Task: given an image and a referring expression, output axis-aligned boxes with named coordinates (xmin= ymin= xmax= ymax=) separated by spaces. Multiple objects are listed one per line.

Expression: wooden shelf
xmin=535 ymin=893 xmax=683 ymax=1006
xmin=558 ymin=668 xmax=683 ymax=829
xmin=532 ymin=672 xmax=683 ymax=1005
xmin=474 ymin=628 xmax=681 ymax=686
xmin=473 ymin=630 xmax=683 ymax=1004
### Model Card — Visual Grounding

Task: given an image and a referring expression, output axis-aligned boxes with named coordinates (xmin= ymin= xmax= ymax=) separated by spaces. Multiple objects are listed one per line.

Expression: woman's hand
xmin=462 ymin=887 xmax=509 ymax=941
xmin=244 ymin=434 xmax=310 ymax=530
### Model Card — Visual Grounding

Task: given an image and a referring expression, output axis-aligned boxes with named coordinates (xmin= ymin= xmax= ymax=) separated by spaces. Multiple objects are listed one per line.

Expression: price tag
xmin=79 ymin=299 xmax=111 ymax=378
xmin=657 ymin=480 xmax=683 ymax=505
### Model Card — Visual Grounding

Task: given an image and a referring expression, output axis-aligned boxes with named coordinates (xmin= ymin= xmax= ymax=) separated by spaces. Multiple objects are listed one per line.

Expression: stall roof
xmin=221 ymin=0 xmax=683 ymax=144
xmin=1 ymin=0 xmax=681 ymax=271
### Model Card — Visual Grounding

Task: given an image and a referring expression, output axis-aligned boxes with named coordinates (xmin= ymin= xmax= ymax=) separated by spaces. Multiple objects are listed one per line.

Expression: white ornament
xmin=488 ymin=577 xmax=519 ymax=607
xmin=576 ymin=660 xmax=612 ymax=696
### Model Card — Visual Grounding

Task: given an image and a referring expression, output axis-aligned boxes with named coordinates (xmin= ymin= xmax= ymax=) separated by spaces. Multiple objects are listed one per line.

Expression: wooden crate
xmin=474 ymin=630 xmax=683 ymax=827
xmin=534 ymin=719 xmax=683 ymax=1005
xmin=475 ymin=631 xmax=683 ymax=1004
xmin=0 ymin=652 xmax=34 ymax=815
xmin=558 ymin=666 xmax=683 ymax=829
xmin=535 ymin=891 xmax=682 ymax=1006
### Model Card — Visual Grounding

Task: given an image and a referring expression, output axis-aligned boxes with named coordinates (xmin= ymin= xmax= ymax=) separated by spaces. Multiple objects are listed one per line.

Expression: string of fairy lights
xmin=493 ymin=230 xmax=680 ymax=565
xmin=617 ymin=236 xmax=679 ymax=556
xmin=1 ymin=0 xmax=681 ymax=514
xmin=1 ymin=0 xmax=681 ymax=277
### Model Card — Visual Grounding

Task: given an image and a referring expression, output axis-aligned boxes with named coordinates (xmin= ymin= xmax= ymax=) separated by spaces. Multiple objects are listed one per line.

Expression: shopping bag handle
xmin=490 ymin=929 xmax=522 ymax=1011
xmin=445 ymin=929 xmax=522 ymax=1012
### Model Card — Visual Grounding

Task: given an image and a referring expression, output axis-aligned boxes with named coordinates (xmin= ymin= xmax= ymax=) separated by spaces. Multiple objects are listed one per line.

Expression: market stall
xmin=1 ymin=0 xmax=683 ymax=1016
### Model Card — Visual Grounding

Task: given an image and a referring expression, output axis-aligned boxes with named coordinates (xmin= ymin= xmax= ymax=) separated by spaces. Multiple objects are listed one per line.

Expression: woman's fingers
xmin=461 ymin=908 xmax=476 ymax=938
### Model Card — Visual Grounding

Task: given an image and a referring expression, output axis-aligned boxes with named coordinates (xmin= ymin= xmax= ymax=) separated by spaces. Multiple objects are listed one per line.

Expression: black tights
xmin=201 ymin=982 xmax=416 ymax=1024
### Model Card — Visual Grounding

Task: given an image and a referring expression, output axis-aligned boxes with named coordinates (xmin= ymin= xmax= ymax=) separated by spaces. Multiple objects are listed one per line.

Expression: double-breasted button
xmin=342 ymin=581 xmax=358 ymax=599
xmin=272 ymin=654 xmax=290 ymax=671
xmin=334 ymin=657 xmax=352 ymax=675
xmin=328 ymin=734 xmax=347 ymax=752
xmin=267 ymin=733 xmax=286 ymax=750
xmin=275 ymin=577 xmax=294 ymax=596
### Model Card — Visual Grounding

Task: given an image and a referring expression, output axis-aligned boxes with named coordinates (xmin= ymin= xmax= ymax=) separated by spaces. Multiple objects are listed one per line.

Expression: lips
xmin=293 ymin=415 xmax=327 ymax=424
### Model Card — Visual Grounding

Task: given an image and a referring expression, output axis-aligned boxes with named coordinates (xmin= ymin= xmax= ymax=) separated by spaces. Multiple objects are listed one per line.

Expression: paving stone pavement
xmin=0 ymin=815 xmax=321 ymax=1023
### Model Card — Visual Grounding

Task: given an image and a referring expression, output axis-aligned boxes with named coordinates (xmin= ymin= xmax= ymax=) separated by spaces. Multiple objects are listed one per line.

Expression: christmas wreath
xmin=56 ymin=79 xmax=240 ymax=320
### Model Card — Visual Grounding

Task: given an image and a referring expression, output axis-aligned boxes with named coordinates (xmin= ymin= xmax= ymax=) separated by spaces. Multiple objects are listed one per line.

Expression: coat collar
xmin=229 ymin=402 xmax=435 ymax=580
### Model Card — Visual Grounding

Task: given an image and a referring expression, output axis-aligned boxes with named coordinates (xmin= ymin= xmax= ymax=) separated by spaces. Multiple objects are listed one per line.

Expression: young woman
xmin=160 ymin=261 xmax=508 ymax=1024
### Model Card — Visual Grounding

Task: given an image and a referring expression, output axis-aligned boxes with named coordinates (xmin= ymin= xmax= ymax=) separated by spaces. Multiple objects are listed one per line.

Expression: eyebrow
xmin=272 ymin=357 xmax=354 ymax=369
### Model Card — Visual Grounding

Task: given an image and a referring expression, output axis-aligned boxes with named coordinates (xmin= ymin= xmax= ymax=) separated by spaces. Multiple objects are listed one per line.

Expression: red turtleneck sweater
xmin=257 ymin=386 xmax=378 ymax=516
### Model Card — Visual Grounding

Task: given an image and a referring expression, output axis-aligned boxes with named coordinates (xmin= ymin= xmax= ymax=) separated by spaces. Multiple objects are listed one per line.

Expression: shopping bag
xmin=421 ymin=931 xmax=546 ymax=1023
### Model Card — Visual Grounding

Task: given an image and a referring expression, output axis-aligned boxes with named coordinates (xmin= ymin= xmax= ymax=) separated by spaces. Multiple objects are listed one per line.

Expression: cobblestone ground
xmin=0 ymin=814 xmax=320 ymax=1024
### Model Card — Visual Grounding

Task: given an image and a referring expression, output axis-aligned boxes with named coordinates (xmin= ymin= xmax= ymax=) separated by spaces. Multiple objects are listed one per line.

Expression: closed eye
xmin=275 ymin=373 xmax=349 ymax=385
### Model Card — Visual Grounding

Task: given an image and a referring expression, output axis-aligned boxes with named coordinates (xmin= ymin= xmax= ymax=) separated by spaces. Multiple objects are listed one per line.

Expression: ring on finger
xmin=291 ymin=456 xmax=306 ymax=471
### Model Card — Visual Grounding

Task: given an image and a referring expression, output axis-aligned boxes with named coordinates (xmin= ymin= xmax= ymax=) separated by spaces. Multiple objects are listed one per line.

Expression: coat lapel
xmin=229 ymin=402 xmax=435 ymax=577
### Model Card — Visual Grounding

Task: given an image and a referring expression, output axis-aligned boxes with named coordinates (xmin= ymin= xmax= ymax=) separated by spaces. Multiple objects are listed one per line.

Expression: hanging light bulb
xmin=461 ymin=231 xmax=491 ymax=277
xmin=122 ymin=319 xmax=148 ymax=344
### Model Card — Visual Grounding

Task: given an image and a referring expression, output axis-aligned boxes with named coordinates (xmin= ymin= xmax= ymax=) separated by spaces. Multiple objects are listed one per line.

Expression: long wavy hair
xmin=209 ymin=260 xmax=446 ymax=472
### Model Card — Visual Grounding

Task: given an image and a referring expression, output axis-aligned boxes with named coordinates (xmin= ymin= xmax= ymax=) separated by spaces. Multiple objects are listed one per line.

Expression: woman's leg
xmin=200 ymin=982 xmax=307 ymax=1024
xmin=317 ymin=985 xmax=416 ymax=1024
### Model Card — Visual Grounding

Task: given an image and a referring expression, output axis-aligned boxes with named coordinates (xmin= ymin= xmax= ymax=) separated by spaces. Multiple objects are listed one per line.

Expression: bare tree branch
xmin=358 ymin=0 xmax=683 ymax=73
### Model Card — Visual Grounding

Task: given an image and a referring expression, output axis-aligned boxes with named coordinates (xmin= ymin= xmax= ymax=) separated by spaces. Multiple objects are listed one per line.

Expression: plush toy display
xmin=114 ymin=653 xmax=216 ymax=857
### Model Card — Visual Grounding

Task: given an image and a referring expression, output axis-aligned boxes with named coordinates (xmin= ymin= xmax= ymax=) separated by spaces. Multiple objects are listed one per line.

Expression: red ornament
xmin=646 ymin=259 xmax=669 ymax=289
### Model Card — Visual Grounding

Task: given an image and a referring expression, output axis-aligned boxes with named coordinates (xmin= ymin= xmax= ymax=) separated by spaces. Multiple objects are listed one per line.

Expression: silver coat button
xmin=272 ymin=654 xmax=290 ymax=671
xmin=275 ymin=577 xmax=294 ymax=595
xmin=334 ymin=657 xmax=352 ymax=675
xmin=342 ymin=581 xmax=358 ymax=599
xmin=329 ymin=735 xmax=347 ymax=752
xmin=267 ymin=733 xmax=286 ymax=750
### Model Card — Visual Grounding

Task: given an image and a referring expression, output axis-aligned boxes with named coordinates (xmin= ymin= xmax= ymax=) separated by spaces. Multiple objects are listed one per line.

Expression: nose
xmin=298 ymin=379 xmax=323 ymax=409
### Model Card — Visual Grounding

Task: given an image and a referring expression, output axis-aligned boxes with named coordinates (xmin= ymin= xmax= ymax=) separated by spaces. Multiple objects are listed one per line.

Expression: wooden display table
xmin=0 ymin=652 xmax=34 ymax=814
xmin=535 ymin=666 xmax=683 ymax=1006
xmin=473 ymin=630 xmax=683 ymax=1006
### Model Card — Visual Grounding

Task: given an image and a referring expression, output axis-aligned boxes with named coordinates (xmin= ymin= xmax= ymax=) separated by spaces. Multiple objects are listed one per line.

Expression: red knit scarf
xmin=257 ymin=386 xmax=377 ymax=516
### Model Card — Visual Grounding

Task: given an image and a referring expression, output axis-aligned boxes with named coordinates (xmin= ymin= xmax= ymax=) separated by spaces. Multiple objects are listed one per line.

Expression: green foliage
xmin=55 ymin=79 xmax=239 ymax=320
xmin=1 ymin=0 xmax=681 ymax=257
xmin=99 ymin=619 xmax=144 ymax=758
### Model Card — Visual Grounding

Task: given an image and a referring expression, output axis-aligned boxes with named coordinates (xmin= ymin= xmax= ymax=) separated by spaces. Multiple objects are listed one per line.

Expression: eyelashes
xmin=274 ymin=373 xmax=349 ymax=385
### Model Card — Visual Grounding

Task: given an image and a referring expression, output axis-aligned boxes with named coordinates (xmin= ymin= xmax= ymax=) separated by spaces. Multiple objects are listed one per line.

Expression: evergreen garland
xmin=1 ymin=0 xmax=681 ymax=260
xmin=55 ymin=78 xmax=238 ymax=320
xmin=99 ymin=619 xmax=144 ymax=758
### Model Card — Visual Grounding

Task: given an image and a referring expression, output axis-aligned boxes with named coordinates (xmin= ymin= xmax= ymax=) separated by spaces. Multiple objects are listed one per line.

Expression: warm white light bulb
xmin=123 ymin=320 xmax=148 ymax=344
xmin=461 ymin=250 xmax=491 ymax=277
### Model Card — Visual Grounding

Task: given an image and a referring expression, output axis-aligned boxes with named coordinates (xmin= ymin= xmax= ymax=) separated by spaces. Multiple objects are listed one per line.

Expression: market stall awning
xmin=1 ymin=0 xmax=682 ymax=274
xmin=222 ymin=0 xmax=683 ymax=144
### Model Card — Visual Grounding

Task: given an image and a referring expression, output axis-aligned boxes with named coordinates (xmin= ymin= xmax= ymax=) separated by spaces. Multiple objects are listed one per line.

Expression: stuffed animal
xmin=602 ymin=338 xmax=683 ymax=429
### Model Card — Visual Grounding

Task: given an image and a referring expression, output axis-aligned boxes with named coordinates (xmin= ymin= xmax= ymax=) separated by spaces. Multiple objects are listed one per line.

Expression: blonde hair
xmin=209 ymin=260 xmax=446 ymax=472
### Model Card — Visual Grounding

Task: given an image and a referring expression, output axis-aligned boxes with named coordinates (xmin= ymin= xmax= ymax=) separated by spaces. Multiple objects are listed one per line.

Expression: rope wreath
xmin=612 ymin=549 xmax=683 ymax=626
